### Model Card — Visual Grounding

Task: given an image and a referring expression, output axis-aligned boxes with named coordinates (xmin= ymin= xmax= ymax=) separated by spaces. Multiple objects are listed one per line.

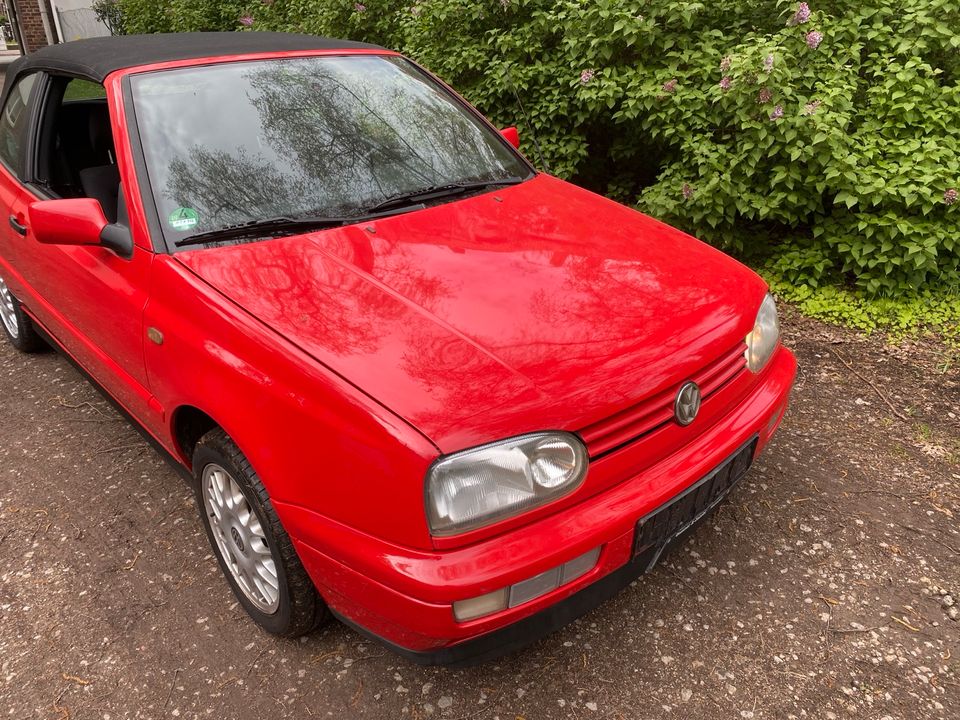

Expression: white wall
xmin=50 ymin=0 xmax=110 ymax=41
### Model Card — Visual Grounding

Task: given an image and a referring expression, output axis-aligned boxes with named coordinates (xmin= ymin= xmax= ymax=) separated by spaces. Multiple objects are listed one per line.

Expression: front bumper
xmin=280 ymin=345 xmax=797 ymax=663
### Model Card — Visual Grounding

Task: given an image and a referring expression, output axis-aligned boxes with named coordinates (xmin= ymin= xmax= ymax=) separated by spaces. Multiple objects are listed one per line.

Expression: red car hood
xmin=176 ymin=175 xmax=767 ymax=453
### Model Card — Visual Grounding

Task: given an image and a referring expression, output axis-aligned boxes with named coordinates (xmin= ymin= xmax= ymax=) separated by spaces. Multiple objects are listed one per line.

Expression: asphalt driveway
xmin=1 ymin=310 xmax=958 ymax=719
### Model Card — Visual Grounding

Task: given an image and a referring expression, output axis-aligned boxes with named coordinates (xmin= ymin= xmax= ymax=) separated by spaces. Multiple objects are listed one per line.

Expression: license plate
xmin=633 ymin=437 xmax=757 ymax=570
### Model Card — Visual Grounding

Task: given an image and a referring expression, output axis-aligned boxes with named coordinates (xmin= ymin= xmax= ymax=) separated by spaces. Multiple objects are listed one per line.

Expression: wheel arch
xmin=171 ymin=404 xmax=221 ymax=469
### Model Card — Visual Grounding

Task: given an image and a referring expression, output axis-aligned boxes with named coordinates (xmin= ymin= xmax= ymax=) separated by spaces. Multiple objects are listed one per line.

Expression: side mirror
xmin=501 ymin=126 xmax=520 ymax=149
xmin=28 ymin=199 xmax=132 ymax=258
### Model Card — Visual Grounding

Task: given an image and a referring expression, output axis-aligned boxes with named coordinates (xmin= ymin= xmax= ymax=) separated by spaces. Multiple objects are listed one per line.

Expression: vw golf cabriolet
xmin=0 ymin=33 xmax=796 ymax=664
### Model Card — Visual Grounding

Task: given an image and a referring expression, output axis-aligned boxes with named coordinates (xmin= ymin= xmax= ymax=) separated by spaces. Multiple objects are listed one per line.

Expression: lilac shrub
xmin=120 ymin=0 xmax=960 ymax=296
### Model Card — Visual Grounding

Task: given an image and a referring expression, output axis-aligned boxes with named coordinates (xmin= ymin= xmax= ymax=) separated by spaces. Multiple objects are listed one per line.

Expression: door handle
xmin=8 ymin=215 xmax=27 ymax=236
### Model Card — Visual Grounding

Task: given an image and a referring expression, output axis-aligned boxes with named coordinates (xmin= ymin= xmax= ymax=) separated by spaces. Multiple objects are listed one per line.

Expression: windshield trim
xmin=121 ymin=72 xmax=166 ymax=253
xmin=122 ymin=53 xmax=537 ymax=255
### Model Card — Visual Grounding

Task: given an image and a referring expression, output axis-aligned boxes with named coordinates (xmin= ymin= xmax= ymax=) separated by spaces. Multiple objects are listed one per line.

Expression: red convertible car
xmin=0 ymin=33 xmax=795 ymax=664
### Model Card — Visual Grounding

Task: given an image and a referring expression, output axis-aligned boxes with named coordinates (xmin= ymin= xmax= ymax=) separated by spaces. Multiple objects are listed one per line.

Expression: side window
xmin=0 ymin=73 xmax=38 ymax=178
xmin=36 ymin=75 xmax=121 ymax=223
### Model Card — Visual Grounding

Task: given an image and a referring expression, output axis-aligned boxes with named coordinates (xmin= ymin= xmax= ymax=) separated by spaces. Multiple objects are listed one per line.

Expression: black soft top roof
xmin=3 ymin=31 xmax=383 ymax=90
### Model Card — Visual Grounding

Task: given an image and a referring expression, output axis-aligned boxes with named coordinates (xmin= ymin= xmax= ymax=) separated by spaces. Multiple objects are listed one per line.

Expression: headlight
xmin=426 ymin=432 xmax=588 ymax=536
xmin=745 ymin=293 xmax=780 ymax=373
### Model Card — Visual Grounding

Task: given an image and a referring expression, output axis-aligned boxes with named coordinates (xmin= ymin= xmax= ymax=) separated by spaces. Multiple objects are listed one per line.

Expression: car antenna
xmin=505 ymin=66 xmax=550 ymax=173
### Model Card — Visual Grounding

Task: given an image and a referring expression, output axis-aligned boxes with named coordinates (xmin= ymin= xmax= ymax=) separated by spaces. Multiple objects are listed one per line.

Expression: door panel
xmin=3 ymin=70 xmax=161 ymax=433
xmin=0 ymin=169 xmax=31 ymax=296
xmin=0 ymin=71 xmax=39 ymax=298
xmin=16 ymin=220 xmax=158 ymax=427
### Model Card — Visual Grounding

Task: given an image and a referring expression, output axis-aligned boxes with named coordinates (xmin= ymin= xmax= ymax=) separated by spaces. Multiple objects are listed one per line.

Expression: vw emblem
xmin=230 ymin=526 xmax=245 ymax=552
xmin=674 ymin=382 xmax=702 ymax=426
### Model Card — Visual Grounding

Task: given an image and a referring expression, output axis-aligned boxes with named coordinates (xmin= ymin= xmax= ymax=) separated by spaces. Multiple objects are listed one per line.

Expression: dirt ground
xmin=1 ymin=310 xmax=958 ymax=719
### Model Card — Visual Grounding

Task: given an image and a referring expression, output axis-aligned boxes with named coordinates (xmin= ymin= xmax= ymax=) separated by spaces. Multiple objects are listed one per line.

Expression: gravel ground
xmin=1 ymin=310 xmax=958 ymax=719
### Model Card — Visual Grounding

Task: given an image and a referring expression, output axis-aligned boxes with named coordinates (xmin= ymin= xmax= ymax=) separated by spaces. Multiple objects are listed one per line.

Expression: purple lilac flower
xmin=764 ymin=54 xmax=775 ymax=72
xmin=682 ymin=183 xmax=694 ymax=200
xmin=769 ymin=105 xmax=784 ymax=120
xmin=580 ymin=69 xmax=595 ymax=85
xmin=806 ymin=31 xmax=823 ymax=49
xmin=239 ymin=14 xmax=254 ymax=26
xmin=719 ymin=76 xmax=732 ymax=91
xmin=354 ymin=2 xmax=366 ymax=12
xmin=662 ymin=78 xmax=678 ymax=93
xmin=757 ymin=87 xmax=773 ymax=104
xmin=945 ymin=188 xmax=958 ymax=206
xmin=720 ymin=56 xmax=732 ymax=73
xmin=802 ymin=99 xmax=822 ymax=115
xmin=790 ymin=2 xmax=811 ymax=25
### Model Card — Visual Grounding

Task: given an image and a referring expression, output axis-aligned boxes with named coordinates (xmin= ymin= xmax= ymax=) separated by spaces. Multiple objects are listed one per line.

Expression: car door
xmin=8 ymin=72 xmax=158 ymax=427
xmin=0 ymin=72 xmax=39 ymax=298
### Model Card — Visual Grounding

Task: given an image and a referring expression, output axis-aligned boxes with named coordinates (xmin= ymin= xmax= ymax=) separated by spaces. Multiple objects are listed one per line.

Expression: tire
xmin=0 ymin=274 xmax=45 ymax=353
xmin=193 ymin=428 xmax=328 ymax=637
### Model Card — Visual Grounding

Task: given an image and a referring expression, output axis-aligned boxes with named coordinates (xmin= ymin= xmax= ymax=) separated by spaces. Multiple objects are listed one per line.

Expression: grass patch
xmin=762 ymin=268 xmax=960 ymax=347
xmin=64 ymin=79 xmax=107 ymax=101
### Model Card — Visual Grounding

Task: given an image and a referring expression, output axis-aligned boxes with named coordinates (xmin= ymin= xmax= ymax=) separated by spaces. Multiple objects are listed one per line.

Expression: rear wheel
xmin=0 ymin=274 xmax=44 ymax=353
xmin=193 ymin=428 xmax=328 ymax=637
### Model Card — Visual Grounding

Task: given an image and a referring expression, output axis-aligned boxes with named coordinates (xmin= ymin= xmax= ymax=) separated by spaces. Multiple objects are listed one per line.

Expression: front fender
xmin=143 ymin=255 xmax=440 ymax=550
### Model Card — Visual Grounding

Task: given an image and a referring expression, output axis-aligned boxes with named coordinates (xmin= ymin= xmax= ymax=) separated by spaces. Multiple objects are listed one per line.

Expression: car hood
xmin=176 ymin=175 xmax=767 ymax=453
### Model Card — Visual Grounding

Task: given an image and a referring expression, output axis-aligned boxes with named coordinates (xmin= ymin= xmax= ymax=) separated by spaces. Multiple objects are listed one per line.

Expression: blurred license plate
xmin=633 ymin=437 xmax=757 ymax=568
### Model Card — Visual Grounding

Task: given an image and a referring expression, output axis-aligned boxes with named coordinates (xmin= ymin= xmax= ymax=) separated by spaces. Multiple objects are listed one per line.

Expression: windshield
xmin=129 ymin=55 xmax=531 ymax=249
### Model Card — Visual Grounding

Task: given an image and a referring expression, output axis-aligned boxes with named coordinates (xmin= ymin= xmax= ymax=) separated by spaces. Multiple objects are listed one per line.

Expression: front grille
xmin=633 ymin=437 xmax=756 ymax=564
xmin=579 ymin=342 xmax=747 ymax=457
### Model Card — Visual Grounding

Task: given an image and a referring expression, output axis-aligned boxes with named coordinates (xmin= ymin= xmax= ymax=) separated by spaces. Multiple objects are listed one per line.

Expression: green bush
xmin=118 ymin=0 xmax=960 ymax=298
xmin=119 ymin=0 xmax=252 ymax=33
xmin=92 ymin=0 xmax=124 ymax=34
xmin=118 ymin=0 xmax=172 ymax=34
xmin=764 ymin=270 xmax=960 ymax=345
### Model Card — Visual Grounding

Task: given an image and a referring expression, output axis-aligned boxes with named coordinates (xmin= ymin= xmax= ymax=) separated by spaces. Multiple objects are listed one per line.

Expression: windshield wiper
xmin=173 ymin=178 xmax=526 ymax=248
xmin=173 ymin=201 xmax=438 ymax=248
xmin=367 ymin=176 xmax=526 ymax=214
xmin=174 ymin=215 xmax=356 ymax=248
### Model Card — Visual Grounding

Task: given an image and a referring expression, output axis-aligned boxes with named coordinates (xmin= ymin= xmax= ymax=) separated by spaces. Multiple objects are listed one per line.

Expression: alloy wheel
xmin=201 ymin=463 xmax=281 ymax=613
xmin=0 ymin=276 xmax=20 ymax=340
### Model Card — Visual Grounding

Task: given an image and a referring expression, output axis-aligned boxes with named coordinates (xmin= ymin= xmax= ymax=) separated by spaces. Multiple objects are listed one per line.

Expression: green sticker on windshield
xmin=169 ymin=207 xmax=199 ymax=232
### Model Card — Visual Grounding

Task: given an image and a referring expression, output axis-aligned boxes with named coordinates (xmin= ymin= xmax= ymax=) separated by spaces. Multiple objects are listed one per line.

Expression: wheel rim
xmin=0 ymin=276 xmax=20 ymax=340
xmin=201 ymin=463 xmax=281 ymax=613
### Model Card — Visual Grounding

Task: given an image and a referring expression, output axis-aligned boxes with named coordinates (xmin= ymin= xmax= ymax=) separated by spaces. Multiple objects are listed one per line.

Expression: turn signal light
xmin=452 ymin=547 xmax=601 ymax=622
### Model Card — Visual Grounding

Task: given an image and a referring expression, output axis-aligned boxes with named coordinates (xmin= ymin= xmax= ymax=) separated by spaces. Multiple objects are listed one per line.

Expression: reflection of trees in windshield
xmin=245 ymin=59 xmax=517 ymax=204
xmin=131 ymin=56 xmax=528 ymax=240
xmin=166 ymin=147 xmax=310 ymax=231
xmin=248 ymin=63 xmax=438 ymax=204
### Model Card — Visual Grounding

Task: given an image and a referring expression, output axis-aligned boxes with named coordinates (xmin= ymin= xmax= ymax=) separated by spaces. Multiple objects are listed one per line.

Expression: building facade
xmin=4 ymin=0 xmax=109 ymax=53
